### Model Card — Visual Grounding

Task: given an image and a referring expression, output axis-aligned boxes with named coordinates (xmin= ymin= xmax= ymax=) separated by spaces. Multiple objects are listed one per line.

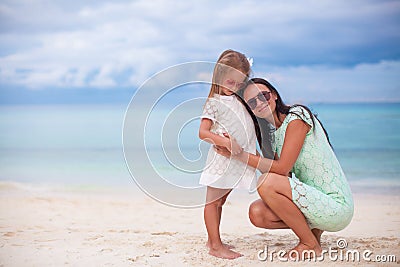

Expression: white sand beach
xmin=0 ymin=182 xmax=399 ymax=266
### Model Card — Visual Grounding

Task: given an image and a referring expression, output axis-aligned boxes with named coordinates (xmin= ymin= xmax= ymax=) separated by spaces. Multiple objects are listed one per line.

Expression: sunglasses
xmin=246 ymin=91 xmax=272 ymax=110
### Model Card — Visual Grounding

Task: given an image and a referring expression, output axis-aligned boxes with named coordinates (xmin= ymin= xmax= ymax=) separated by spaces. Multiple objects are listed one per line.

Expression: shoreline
xmin=1 ymin=179 xmax=399 ymax=196
xmin=0 ymin=181 xmax=399 ymax=266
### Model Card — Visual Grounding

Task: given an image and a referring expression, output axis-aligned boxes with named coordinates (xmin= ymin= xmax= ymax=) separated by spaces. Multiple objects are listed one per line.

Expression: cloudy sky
xmin=0 ymin=0 xmax=399 ymax=103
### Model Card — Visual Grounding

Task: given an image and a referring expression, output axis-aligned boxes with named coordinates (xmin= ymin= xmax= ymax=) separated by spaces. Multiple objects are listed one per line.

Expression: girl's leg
xmin=204 ymin=186 xmax=242 ymax=259
xmin=257 ymin=173 xmax=321 ymax=258
xmin=206 ymin=193 xmax=234 ymax=249
xmin=205 ymin=187 xmax=229 ymax=247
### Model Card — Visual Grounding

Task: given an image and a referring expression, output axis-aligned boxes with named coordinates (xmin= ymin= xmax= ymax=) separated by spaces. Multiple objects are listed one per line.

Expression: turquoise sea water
xmin=0 ymin=103 xmax=399 ymax=193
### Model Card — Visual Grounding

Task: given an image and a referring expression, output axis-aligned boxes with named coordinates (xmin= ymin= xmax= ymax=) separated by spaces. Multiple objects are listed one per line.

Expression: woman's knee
xmin=248 ymin=202 xmax=261 ymax=227
xmin=249 ymin=201 xmax=284 ymax=229
xmin=249 ymin=201 xmax=268 ymax=227
xmin=257 ymin=173 xmax=281 ymax=197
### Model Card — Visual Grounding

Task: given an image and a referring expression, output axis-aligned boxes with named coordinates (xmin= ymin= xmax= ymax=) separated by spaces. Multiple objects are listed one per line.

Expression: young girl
xmin=199 ymin=50 xmax=257 ymax=259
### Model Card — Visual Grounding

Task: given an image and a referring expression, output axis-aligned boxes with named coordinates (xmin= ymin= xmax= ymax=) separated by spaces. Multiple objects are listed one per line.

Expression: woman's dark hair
xmin=237 ymin=78 xmax=332 ymax=158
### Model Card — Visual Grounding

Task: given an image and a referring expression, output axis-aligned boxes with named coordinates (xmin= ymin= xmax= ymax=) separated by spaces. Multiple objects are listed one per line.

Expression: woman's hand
xmin=215 ymin=133 xmax=243 ymax=157
xmin=223 ymin=133 xmax=243 ymax=156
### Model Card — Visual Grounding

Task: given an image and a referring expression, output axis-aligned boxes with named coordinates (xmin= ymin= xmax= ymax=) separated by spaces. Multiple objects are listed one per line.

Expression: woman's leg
xmin=257 ymin=173 xmax=321 ymax=258
xmin=204 ymin=186 xmax=241 ymax=259
xmin=312 ymin=229 xmax=324 ymax=245
xmin=248 ymin=200 xmax=324 ymax=245
xmin=248 ymin=199 xmax=289 ymax=229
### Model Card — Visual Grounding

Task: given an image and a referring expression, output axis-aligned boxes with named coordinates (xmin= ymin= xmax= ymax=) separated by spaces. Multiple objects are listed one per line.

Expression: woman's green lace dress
xmin=274 ymin=106 xmax=354 ymax=231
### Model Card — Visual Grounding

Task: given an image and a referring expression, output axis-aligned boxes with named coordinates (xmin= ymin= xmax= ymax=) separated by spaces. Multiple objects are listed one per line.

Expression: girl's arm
xmin=199 ymin=118 xmax=243 ymax=155
xmin=226 ymin=120 xmax=310 ymax=175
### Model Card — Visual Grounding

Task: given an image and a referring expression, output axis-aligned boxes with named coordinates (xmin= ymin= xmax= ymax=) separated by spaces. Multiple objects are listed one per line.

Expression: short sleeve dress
xmin=273 ymin=106 xmax=354 ymax=232
xmin=199 ymin=94 xmax=257 ymax=190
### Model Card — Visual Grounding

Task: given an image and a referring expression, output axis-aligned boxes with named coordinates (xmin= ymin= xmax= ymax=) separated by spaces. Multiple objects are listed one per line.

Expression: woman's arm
xmin=275 ymin=119 xmax=310 ymax=174
xmin=199 ymin=118 xmax=243 ymax=155
xmin=221 ymin=120 xmax=310 ymax=175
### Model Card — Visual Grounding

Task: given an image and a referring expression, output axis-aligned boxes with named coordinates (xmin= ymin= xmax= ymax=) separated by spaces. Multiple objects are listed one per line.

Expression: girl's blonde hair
xmin=208 ymin=49 xmax=251 ymax=98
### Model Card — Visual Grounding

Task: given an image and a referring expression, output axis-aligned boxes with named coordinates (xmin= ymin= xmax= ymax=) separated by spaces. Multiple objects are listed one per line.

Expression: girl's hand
xmin=214 ymin=145 xmax=232 ymax=158
xmin=223 ymin=133 xmax=243 ymax=156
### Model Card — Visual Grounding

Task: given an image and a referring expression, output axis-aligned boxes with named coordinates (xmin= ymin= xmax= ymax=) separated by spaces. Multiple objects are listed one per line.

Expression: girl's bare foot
xmin=206 ymin=241 xmax=235 ymax=249
xmin=286 ymin=242 xmax=322 ymax=261
xmin=208 ymin=244 xmax=242 ymax=259
xmin=311 ymin=229 xmax=324 ymax=245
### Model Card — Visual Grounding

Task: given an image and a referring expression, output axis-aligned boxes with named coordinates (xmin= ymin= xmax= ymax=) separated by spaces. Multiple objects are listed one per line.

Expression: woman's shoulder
xmin=288 ymin=105 xmax=309 ymax=114
xmin=286 ymin=105 xmax=314 ymax=127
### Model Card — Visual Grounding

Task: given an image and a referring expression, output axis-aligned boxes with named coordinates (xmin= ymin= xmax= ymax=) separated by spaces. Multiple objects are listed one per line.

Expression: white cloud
xmin=0 ymin=0 xmax=398 ymax=95
xmin=255 ymin=60 xmax=400 ymax=103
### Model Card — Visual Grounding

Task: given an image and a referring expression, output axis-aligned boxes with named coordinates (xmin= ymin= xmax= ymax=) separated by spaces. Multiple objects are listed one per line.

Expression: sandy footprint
xmin=3 ymin=232 xmax=16 ymax=237
xmin=150 ymin=231 xmax=177 ymax=236
xmin=86 ymin=235 xmax=103 ymax=241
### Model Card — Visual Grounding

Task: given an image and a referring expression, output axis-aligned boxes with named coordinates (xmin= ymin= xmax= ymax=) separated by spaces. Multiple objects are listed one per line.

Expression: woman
xmin=215 ymin=78 xmax=354 ymax=258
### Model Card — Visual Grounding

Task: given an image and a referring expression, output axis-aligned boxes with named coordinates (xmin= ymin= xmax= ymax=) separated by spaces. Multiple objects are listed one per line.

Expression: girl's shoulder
xmin=204 ymin=96 xmax=221 ymax=109
xmin=206 ymin=94 xmax=236 ymax=107
xmin=202 ymin=96 xmax=227 ymax=120
xmin=210 ymin=94 xmax=235 ymax=101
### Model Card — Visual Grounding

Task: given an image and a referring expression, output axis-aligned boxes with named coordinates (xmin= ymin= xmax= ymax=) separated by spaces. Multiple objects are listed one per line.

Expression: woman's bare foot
xmin=206 ymin=241 xmax=235 ymax=249
xmin=286 ymin=242 xmax=322 ymax=261
xmin=208 ymin=244 xmax=242 ymax=259
xmin=311 ymin=229 xmax=324 ymax=245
